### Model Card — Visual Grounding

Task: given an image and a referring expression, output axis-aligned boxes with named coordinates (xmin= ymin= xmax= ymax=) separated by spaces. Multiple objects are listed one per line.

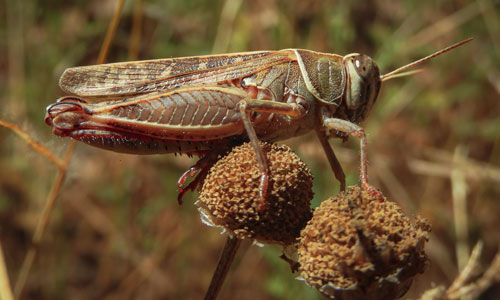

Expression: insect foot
xmin=197 ymin=142 xmax=314 ymax=246
xmin=298 ymin=186 xmax=431 ymax=300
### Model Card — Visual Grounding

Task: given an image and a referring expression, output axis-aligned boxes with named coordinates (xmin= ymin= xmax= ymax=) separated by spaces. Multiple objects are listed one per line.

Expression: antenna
xmin=380 ymin=37 xmax=473 ymax=82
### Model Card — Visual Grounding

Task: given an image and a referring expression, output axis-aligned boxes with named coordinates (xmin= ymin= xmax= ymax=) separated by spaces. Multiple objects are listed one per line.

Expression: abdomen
xmin=46 ymin=86 xmax=250 ymax=154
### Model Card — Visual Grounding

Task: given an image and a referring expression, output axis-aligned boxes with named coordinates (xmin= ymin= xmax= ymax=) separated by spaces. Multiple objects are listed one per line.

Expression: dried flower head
xmin=298 ymin=186 xmax=430 ymax=300
xmin=197 ymin=142 xmax=314 ymax=245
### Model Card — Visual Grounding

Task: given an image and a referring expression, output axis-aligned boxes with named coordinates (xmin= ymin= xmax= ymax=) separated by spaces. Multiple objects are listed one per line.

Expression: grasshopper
xmin=45 ymin=38 xmax=472 ymax=202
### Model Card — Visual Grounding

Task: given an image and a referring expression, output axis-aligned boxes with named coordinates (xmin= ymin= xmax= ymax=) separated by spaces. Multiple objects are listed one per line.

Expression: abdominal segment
xmin=45 ymin=86 xmax=249 ymax=154
xmin=74 ymin=128 xmax=235 ymax=155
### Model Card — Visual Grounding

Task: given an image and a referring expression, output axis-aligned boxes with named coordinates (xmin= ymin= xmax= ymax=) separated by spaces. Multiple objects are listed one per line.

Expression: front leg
xmin=322 ymin=117 xmax=382 ymax=199
xmin=238 ymin=99 xmax=306 ymax=208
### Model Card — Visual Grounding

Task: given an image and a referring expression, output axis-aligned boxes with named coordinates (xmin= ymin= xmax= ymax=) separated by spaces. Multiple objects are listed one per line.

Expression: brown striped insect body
xmin=45 ymin=39 xmax=472 ymax=199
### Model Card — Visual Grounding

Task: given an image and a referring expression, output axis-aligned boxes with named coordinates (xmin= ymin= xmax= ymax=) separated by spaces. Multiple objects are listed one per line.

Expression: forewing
xmin=59 ymin=50 xmax=295 ymax=97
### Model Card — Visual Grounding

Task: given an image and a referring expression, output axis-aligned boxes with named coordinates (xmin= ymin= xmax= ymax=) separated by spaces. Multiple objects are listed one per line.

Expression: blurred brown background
xmin=1 ymin=0 xmax=499 ymax=299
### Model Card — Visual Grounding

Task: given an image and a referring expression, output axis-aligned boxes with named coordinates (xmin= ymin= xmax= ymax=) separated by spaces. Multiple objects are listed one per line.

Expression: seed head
xmin=198 ymin=142 xmax=314 ymax=245
xmin=298 ymin=186 xmax=430 ymax=300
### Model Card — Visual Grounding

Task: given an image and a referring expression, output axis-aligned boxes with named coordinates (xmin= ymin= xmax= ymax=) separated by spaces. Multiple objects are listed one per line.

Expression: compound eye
xmin=352 ymin=55 xmax=373 ymax=79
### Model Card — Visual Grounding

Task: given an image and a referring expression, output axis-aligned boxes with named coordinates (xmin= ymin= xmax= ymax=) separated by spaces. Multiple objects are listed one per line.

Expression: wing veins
xmin=60 ymin=51 xmax=295 ymax=97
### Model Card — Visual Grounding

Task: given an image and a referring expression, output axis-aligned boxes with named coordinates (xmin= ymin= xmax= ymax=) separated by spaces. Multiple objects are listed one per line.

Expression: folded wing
xmin=59 ymin=50 xmax=295 ymax=98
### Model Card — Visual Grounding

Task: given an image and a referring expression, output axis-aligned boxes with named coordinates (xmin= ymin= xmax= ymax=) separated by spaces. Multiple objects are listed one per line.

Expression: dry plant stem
xmin=13 ymin=0 xmax=125 ymax=298
xmin=447 ymin=241 xmax=483 ymax=295
xmin=128 ymin=0 xmax=143 ymax=60
xmin=0 ymin=241 xmax=14 ymax=300
xmin=418 ymin=241 xmax=500 ymax=300
xmin=461 ymin=249 xmax=500 ymax=298
xmin=451 ymin=146 xmax=469 ymax=271
xmin=97 ymin=0 xmax=125 ymax=64
xmin=204 ymin=236 xmax=242 ymax=300
xmin=409 ymin=148 xmax=500 ymax=184
xmin=0 ymin=120 xmax=65 ymax=170
xmin=419 ymin=286 xmax=447 ymax=300
xmin=212 ymin=0 xmax=243 ymax=53
xmin=446 ymin=242 xmax=500 ymax=300
xmin=14 ymin=142 xmax=75 ymax=299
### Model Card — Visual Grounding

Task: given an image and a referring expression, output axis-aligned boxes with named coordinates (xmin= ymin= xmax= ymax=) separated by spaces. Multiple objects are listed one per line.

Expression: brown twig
xmin=0 ymin=240 xmax=14 ymax=300
xmin=128 ymin=0 xmax=143 ymax=60
xmin=408 ymin=149 xmax=500 ymax=184
xmin=204 ymin=236 xmax=242 ymax=300
xmin=13 ymin=142 xmax=75 ymax=299
xmin=212 ymin=0 xmax=243 ymax=53
xmin=97 ymin=0 xmax=125 ymax=65
xmin=447 ymin=243 xmax=500 ymax=299
xmin=12 ymin=0 xmax=125 ymax=298
xmin=419 ymin=286 xmax=447 ymax=300
xmin=0 ymin=120 xmax=65 ymax=170
xmin=451 ymin=146 xmax=470 ymax=271
xmin=418 ymin=241 xmax=500 ymax=300
xmin=464 ymin=250 xmax=500 ymax=297
xmin=447 ymin=241 xmax=483 ymax=295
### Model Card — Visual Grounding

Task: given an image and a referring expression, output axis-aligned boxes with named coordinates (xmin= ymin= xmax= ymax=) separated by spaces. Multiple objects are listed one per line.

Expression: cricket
xmin=45 ymin=38 xmax=472 ymax=202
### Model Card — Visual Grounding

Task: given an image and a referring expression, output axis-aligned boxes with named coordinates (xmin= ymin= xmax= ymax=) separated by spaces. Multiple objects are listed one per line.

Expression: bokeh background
xmin=1 ymin=0 xmax=499 ymax=299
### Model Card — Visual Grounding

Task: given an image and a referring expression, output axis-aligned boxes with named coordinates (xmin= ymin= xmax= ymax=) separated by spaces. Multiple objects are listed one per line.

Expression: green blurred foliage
xmin=1 ymin=0 xmax=500 ymax=299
